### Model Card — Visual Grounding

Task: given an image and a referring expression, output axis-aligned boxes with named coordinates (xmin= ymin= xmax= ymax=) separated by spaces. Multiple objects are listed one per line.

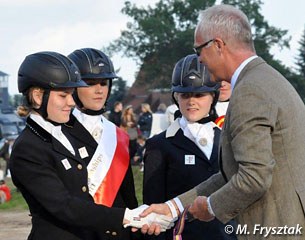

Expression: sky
xmin=0 ymin=0 xmax=304 ymax=95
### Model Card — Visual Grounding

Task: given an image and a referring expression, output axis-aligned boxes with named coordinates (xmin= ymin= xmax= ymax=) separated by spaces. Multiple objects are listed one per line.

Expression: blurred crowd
xmin=104 ymin=101 xmax=177 ymax=168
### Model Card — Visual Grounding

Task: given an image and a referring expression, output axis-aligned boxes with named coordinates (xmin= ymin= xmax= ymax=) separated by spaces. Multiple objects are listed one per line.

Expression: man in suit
xmin=140 ymin=4 xmax=305 ymax=239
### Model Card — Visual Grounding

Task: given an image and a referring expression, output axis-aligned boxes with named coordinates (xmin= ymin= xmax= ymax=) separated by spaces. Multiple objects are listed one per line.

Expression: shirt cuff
xmin=207 ymin=196 xmax=215 ymax=216
xmin=173 ymin=197 xmax=184 ymax=215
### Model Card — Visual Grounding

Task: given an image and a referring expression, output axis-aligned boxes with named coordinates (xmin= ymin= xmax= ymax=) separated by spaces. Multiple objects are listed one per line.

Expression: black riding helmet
xmin=68 ymin=48 xmax=118 ymax=115
xmin=171 ymin=54 xmax=220 ymax=123
xmin=18 ymin=51 xmax=87 ymax=119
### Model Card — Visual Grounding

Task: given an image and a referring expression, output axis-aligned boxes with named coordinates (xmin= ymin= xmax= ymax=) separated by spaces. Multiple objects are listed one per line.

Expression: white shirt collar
xmin=72 ymin=108 xmax=103 ymax=142
xmin=73 ymin=108 xmax=103 ymax=132
xmin=231 ymin=55 xmax=258 ymax=91
xmin=179 ymin=116 xmax=217 ymax=159
xmin=215 ymin=101 xmax=229 ymax=117
xmin=30 ymin=113 xmax=57 ymax=134
xmin=30 ymin=113 xmax=75 ymax=155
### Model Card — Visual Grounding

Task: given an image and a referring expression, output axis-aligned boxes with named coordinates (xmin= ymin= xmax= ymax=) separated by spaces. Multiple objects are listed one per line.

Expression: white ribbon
xmin=87 ymin=116 xmax=117 ymax=197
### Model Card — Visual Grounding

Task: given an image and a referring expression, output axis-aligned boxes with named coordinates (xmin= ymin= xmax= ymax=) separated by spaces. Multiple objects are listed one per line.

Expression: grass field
xmin=132 ymin=165 xmax=144 ymax=204
xmin=0 ymin=166 xmax=143 ymax=211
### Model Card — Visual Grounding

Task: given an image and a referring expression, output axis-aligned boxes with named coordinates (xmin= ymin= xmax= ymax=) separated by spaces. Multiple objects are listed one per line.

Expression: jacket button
xmin=112 ymin=232 xmax=117 ymax=236
xmin=106 ymin=231 xmax=110 ymax=234
xmin=77 ymin=164 xmax=83 ymax=170
xmin=82 ymin=186 xmax=87 ymax=192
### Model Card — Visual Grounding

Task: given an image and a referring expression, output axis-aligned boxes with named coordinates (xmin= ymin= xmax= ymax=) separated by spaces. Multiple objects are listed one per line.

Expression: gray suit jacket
xmin=178 ymin=57 xmax=305 ymax=239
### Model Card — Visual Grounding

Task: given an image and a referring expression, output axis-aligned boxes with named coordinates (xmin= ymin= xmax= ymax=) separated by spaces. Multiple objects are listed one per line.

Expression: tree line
xmin=10 ymin=0 xmax=305 ymax=108
xmin=107 ymin=0 xmax=305 ymax=104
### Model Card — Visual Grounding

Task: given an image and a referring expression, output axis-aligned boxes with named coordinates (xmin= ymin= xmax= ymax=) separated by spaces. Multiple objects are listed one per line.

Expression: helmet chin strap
xmin=197 ymin=96 xmax=219 ymax=124
xmin=33 ymin=89 xmax=50 ymax=120
xmin=197 ymin=115 xmax=215 ymax=124
xmin=81 ymin=106 xmax=106 ymax=115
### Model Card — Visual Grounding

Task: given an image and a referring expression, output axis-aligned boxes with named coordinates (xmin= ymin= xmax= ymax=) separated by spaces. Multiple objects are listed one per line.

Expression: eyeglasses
xmin=193 ymin=39 xmax=214 ymax=56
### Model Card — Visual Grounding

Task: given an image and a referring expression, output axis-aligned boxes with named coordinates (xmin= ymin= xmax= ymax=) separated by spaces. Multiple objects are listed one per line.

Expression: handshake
xmin=123 ymin=204 xmax=177 ymax=232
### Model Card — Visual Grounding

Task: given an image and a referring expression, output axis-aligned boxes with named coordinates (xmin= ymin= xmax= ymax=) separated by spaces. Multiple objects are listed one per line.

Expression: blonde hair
xmin=17 ymin=105 xmax=30 ymax=117
xmin=141 ymin=103 xmax=152 ymax=113
xmin=17 ymin=87 xmax=44 ymax=117
xmin=121 ymin=105 xmax=137 ymax=128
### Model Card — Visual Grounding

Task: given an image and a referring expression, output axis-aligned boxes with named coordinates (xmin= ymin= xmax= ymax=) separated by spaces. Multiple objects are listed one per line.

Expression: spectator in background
xmin=137 ymin=103 xmax=153 ymax=139
xmin=155 ymin=103 xmax=167 ymax=114
xmin=0 ymin=136 xmax=15 ymax=178
xmin=0 ymin=179 xmax=11 ymax=203
xmin=133 ymin=134 xmax=146 ymax=171
xmin=121 ymin=105 xmax=139 ymax=161
xmin=108 ymin=101 xmax=123 ymax=127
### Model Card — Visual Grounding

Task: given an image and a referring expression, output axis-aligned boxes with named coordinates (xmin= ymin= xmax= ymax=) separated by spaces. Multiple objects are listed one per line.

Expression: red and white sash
xmin=87 ymin=117 xmax=129 ymax=207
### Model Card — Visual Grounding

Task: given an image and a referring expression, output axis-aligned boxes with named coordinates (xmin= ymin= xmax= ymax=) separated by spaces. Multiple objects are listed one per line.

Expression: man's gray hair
xmin=197 ymin=4 xmax=255 ymax=51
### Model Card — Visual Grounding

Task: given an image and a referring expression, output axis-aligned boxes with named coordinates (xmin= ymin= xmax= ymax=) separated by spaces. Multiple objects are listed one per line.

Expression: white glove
xmin=124 ymin=205 xmax=176 ymax=231
xmin=142 ymin=212 xmax=175 ymax=231
xmin=123 ymin=204 xmax=149 ymax=228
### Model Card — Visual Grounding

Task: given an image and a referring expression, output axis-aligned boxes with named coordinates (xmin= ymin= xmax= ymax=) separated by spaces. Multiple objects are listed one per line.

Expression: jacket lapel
xmin=51 ymin=138 xmax=82 ymax=163
xmin=26 ymin=117 xmax=83 ymax=163
xmin=169 ymin=128 xmax=211 ymax=163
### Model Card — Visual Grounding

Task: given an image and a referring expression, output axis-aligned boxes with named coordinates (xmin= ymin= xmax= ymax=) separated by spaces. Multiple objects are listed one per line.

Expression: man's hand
xmin=123 ymin=204 xmax=149 ymax=227
xmin=139 ymin=203 xmax=177 ymax=235
xmin=188 ymin=196 xmax=215 ymax=221
xmin=140 ymin=203 xmax=172 ymax=219
xmin=123 ymin=204 xmax=175 ymax=234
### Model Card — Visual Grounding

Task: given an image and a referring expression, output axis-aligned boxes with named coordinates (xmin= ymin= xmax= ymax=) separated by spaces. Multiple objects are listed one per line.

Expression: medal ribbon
xmin=173 ymin=206 xmax=190 ymax=240
xmin=214 ymin=115 xmax=225 ymax=129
